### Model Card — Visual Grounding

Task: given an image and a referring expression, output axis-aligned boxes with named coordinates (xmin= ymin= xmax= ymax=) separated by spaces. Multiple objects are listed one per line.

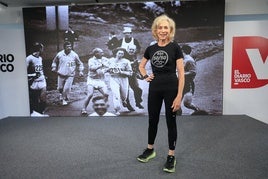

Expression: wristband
xmin=143 ymin=74 xmax=149 ymax=79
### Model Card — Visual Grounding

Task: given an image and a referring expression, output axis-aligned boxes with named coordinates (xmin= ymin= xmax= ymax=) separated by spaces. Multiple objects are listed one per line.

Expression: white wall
xmin=0 ymin=7 xmax=30 ymax=118
xmin=225 ymin=0 xmax=268 ymax=15
xmin=224 ymin=0 xmax=268 ymax=124
xmin=0 ymin=1 xmax=268 ymax=123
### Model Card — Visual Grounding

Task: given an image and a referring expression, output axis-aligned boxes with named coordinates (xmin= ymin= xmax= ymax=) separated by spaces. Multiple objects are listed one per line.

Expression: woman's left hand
xmin=171 ymin=96 xmax=182 ymax=112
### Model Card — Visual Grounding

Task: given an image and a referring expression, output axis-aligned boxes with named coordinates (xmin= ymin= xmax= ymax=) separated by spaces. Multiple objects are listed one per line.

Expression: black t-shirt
xmin=144 ymin=41 xmax=183 ymax=90
xmin=144 ymin=41 xmax=183 ymax=75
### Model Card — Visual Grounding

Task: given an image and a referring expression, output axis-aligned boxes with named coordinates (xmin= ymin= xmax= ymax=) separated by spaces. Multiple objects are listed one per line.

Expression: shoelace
xmin=167 ymin=156 xmax=174 ymax=163
xmin=143 ymin=149 xmax=152 ymax=156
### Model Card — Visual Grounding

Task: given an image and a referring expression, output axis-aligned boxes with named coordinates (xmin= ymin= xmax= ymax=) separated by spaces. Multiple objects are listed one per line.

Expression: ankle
xmin=168 ymin=150 xmax=175 ymax=156
xmin=147 ymin=144 xmax=154 ymax=150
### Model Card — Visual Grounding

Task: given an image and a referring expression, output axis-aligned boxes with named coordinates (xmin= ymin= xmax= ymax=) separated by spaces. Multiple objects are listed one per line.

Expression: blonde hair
xmin=151 ymin=14 xmax=176 ymax=41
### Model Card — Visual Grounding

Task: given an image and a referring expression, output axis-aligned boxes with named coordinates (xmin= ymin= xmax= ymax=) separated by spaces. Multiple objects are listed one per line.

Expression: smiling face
xmin=151 ymin=14 xmax=176 ymax=42
xmin=93 ymin=98 xmax=108 ymax=116
xmin=156 ymin=20 xmax=171 ymax=41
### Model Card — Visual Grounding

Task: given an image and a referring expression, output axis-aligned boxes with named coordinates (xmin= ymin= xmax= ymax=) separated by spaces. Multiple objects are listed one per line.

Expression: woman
xmin=108 ymin=47 xmax=133 ymax=115
xmin=137 ymin=14 xmax=185 ymax=173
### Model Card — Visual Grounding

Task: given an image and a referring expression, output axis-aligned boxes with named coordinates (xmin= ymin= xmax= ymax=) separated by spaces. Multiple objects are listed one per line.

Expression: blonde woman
xmin=137 ymin=14 xmax=185 ymax=173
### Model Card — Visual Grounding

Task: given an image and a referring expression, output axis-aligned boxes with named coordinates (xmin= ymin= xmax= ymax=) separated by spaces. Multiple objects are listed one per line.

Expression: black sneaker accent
xmin=137 ymin=148 xmax=156 ymax=163
xmin=163 ymin=155 xmax=176 ymax=173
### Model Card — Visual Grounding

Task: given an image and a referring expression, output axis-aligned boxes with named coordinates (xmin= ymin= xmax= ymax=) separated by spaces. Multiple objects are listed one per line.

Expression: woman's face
xmin=156 ymin=20 xmax=170 ymax=41
xmin=116 ymin=50 xmax=124 ymax=59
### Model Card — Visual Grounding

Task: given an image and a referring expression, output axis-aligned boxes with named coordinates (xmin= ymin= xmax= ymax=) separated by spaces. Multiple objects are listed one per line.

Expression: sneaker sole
xmin=163 ymin=160 xmax=176 ymax=173
xmin=137 ymin=151 xmax=156 ymax=163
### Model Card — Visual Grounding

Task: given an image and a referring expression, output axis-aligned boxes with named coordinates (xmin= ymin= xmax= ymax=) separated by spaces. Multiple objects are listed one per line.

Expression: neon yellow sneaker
xmin=137 ymin=148 xmax=156 ymax=163
xmin=163 ymin=155 xmax=176 ymax=173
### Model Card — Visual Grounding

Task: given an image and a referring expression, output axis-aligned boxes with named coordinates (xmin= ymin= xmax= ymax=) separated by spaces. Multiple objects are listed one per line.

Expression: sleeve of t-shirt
xmin=175 ymin=43 xmax=184 ymax=60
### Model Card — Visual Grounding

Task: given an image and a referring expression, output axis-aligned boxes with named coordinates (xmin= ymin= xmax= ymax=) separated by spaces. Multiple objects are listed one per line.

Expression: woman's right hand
xmin=145 ymin=74 xmax=154 ymax=82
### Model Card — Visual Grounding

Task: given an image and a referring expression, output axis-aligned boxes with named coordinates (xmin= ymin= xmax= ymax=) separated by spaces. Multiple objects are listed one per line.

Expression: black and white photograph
xmin=23 ymin=0 xmax=225 ymax=117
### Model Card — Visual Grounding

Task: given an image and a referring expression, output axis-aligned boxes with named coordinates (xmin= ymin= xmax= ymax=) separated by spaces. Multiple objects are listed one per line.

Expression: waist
xmin=153 ymin=72 xmax=177 ymax=77
xmin=151 ymin=72 xmax=178 ymax=84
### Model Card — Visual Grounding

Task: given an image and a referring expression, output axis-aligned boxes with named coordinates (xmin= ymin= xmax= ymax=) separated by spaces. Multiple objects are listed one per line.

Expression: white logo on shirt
xmin=152 ymin=50 xmax=168 ymax=68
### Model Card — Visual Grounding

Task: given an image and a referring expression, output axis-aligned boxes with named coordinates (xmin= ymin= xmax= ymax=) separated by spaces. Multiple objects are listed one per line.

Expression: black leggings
xmin=148 ymin=88 xmax=178 ymax=150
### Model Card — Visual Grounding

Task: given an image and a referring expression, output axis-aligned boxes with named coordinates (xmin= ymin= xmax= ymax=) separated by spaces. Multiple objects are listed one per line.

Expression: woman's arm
xmin=139 ymin=57 xmax=154 ymax=81
xmin=171 ymin=58 xmax=185 ymax=112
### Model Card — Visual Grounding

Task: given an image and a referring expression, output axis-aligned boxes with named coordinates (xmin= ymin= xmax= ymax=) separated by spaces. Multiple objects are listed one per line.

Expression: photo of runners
xmin=23 ymin=0 xmax=225 ymax=117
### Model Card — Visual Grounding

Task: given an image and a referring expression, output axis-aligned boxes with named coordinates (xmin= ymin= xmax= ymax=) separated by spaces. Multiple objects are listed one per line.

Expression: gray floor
xmin=0 ymin=115 xmax=267 ymax=179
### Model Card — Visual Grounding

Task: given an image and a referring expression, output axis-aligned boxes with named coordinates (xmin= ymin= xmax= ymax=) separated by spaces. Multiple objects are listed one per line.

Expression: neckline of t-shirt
xmin=157 ymin=41 xmax=172 ymax=47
